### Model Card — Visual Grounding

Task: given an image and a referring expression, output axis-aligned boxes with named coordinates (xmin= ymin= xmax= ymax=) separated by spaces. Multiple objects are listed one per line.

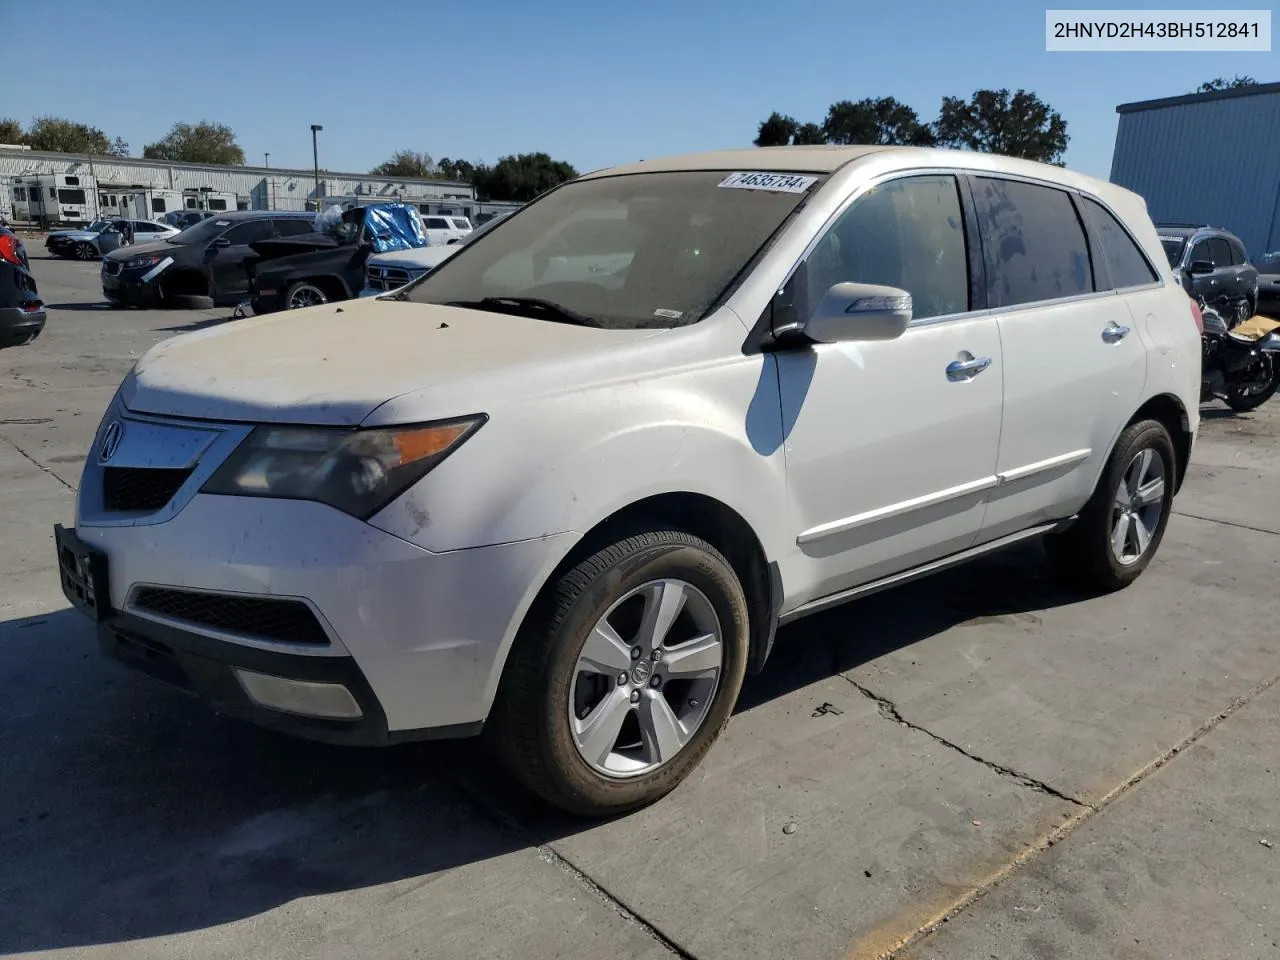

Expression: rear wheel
xmin=489 ymin=529 xmax=749 ymax=817
xmin=285 ymin=281 xmax=328 ymax=310
xmin=1045 ymin=419 xmax=1176 ymax=592
xmin=1226 ymin=355 xmax=1278 ymax=411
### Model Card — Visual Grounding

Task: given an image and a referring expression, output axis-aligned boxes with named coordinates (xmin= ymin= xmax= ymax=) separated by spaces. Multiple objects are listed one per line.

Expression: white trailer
xmin=98 ymin=185 xmax=184 ymax=221
xmin=10 ymin=173 xmax=98 ymax=225
xmin=182 ymin=187 xmax=237 ymax=212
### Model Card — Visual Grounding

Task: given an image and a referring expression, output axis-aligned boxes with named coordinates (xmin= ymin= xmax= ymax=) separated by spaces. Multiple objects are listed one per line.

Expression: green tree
xmin=473 ymin=153 xmax=578 ymax=202
xmin=1197 ymin=75 xmax=1257 ymax=92
xmin=26 ymin=116 xmax=113 ymax=153
xmin=753 ymin=113 xmax=829 ymax=146
xmin=792 ymin=122 xmax=827 ymax=145
xmin=0 ymin=117 xmax=23 ymax=144
xmin=371 ymin=150 xmax=436 ymax=178
xmin=436 ymin=157 xmax=481 ymax=183
xmin=143 ymin=121 xmax=245 ymax=165
xmin=754 ymin=112 xmax=799 ymax=147
xmin=933 ymin=89 xmax=1068 ymax=164
xmin=822 ymin=97 xmax=935 ymax=146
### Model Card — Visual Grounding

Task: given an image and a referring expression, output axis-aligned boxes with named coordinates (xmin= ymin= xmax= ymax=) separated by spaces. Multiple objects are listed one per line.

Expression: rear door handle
xmin=1102 ymin=322 xmax=1131 ymax=343
xmin=946 ymin=356 xmax=992 ymax=381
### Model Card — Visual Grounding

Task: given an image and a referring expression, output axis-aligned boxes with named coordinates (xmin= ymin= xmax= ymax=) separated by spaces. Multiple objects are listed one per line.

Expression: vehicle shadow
xmin=0 ymin=540 xmax=1079 ymax=954
xmin=155 ymin=315 xmax=237 ymax=333
xmin=43 ymin=302 xmax=118 ymax=311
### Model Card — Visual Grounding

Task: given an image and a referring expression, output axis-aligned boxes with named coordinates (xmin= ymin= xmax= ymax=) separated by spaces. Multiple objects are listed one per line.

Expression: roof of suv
xmin=199 ymin=210 xmax=313 ymax=221
xmin=580 ymin=145 xmax=1130 ymax=202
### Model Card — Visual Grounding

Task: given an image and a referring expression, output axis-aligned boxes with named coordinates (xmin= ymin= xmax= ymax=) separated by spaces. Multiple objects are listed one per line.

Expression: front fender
xmin=368 ymin=358 xmax=792 ymax=560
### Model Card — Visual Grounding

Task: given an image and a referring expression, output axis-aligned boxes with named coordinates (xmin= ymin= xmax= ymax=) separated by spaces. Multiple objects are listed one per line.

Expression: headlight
xmin=123 ymin=255 xmax=164 ymax=270
xmin=201 ymin=416 xmax=486 ymax=519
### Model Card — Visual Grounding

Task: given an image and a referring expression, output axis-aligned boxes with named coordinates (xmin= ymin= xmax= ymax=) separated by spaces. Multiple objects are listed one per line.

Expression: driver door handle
xmin=946 ymin=356 xmax=992 ymax=381
xmin=1102 ymin=322 xmax=1131 ymax=343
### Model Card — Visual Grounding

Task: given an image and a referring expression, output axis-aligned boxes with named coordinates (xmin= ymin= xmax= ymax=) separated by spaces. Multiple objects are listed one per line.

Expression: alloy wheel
xmin=288 ymin=286 xmax=327 ymax=309
xmin=1110 ymin=447 xmax=1166 ymax=566
xmin=569 ymin=578 xmax=723 ymax=778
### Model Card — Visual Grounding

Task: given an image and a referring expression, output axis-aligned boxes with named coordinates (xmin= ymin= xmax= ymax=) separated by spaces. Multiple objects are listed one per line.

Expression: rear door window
xmin=971 ymin=176 xmax=1092 ymax=307
xmin=1080 ymin=197 xmax=1158 ymax=290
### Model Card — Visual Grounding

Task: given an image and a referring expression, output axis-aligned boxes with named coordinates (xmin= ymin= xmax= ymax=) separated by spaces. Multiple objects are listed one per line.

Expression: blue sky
xmin=7 ymin=0 xmax=1277 ymax=179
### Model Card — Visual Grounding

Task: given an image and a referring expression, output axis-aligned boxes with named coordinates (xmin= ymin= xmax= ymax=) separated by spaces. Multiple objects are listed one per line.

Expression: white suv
xmin=55 ymin=146 xmax=1200 ymax=817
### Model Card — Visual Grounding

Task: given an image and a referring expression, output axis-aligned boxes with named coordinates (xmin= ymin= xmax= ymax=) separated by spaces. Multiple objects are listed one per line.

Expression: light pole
xmin=310 ymin=124 xmax=323 ymax=211
xmin=264 ymin=153 xmax=272 ymax=210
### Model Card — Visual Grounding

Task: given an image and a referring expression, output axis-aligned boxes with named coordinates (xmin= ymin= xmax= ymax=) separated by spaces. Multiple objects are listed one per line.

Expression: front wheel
xmin=1045 ymin=419 xmax=1176 ymax=592
xmin=489 ymin=529 xmax=749 ymax=817
xmin=76 ymin=242 xmax=96 ymax=261
xmin=1226 ymin=355 xmax=1278 ymax=412
xmin=285 ymin=281 xmax=328 ymax=310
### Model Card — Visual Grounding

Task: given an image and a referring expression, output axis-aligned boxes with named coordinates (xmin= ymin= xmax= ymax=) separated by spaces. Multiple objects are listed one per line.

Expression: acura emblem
xmin=99 ymin=421 xmax=123 ymax=462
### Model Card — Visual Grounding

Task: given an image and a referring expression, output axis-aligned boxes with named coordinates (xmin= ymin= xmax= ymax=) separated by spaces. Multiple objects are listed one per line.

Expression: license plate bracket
xmin=54 ymin=524 xmax=110 ymax=622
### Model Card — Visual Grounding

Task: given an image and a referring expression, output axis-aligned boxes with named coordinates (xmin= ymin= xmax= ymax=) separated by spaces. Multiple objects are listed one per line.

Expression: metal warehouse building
xmin=0 ymin=147 xmax=492 ymax=223
xmin=1111 ymin=81 xmax=1280 ymax=258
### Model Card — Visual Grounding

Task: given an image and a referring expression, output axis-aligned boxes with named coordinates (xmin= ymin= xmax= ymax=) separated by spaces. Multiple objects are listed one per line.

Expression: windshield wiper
xmin=444 ymin=297 xmax=602 ymax=328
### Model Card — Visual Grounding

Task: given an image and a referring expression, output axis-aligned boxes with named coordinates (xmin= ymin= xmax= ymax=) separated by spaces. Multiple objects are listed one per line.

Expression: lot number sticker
xmin=718 ymin=172 xmax=817 ymax=194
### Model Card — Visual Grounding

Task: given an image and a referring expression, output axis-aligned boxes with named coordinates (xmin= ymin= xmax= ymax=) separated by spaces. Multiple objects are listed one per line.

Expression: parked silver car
xmin=46 ymin=219 xmax=179 ymax=261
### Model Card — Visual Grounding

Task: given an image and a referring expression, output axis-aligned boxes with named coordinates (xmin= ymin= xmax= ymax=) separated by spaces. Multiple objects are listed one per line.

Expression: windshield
xmin=406 ymin=170 xmax=825 ymax=329
xmin=85 ymin=220 xmax=112 ymax=233
xmin=168 ymin=216 xmax=236 ymax=245
xmin=1160 ymin=237 xmax=1186 ymax=268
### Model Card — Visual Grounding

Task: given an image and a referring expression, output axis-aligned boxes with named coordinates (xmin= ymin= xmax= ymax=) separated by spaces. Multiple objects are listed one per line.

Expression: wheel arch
xmin=515 ymin=492 xmax=783 ymax=683
xmin=291 ymin=274 xmax=351 ymax=301
xmin=1128 ymin=393 xmax=1193 ymax=494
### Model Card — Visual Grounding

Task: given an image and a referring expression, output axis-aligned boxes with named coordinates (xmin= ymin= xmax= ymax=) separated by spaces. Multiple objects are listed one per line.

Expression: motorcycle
xmin=1197 ymin=294 xmax=1280 ymax=411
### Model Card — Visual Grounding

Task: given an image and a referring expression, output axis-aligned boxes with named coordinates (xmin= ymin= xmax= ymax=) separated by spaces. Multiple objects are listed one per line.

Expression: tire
xmin=488 ymin=529 xmax=750 ymax=817
xmin=284 ymin=281 xmax=328 ymax=310
xmin=1226 ymin=356 xmax=1279 ymax=412
xmin=1044 ymin=419 xmax=1176 ymax=593
xmin=76 ymin=242 xmax=96 ymax=261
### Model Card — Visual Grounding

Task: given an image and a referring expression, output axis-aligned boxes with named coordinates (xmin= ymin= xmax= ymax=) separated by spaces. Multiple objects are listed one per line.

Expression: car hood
xmin=104 ymin=239 xmax=177 ymax=261
xmin=367 ymin=246 xmax=458 ymax=270
xmin=52 ymin=231 xmax=98 ymax=241
xmin=122 ymin=297 xmax=665 ymax=425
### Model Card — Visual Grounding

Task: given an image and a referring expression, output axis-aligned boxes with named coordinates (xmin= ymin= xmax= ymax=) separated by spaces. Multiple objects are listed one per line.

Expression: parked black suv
xmin=1256 ymin=251 xmax=1280 ymax=318
xmin=1157 ymin=223 xmax=1260 ymax=325
xmin=0 ymin=226 xmax=46 ymax=349
xmin=101 ymin=211 xmax=316 ymax=308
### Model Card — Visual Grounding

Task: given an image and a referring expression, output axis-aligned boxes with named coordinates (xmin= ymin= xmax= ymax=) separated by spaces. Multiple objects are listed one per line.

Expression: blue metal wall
xmin=1111 ymin=87 xmax=1280 ymax=258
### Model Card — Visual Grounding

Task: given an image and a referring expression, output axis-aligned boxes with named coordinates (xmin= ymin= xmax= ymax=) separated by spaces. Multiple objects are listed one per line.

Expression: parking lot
xmin=3 ymin=251 xmax=1278 ymax=959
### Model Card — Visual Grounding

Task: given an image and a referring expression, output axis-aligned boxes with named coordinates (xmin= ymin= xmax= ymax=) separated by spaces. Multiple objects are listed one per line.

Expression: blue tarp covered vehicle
xmin=245 ymin=202 xmax=428 ymax=313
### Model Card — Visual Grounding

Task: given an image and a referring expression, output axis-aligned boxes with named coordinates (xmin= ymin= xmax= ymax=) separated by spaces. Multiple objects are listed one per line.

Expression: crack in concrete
xmin=441 ymin=769 xmax=694 ymax=960
xmin=1 ymin=435 xmax=75 ymax=492
xmin=851 ymin=670 xmax=1280 ymax=959
xmin=844 ymin=675 xmax=1092 ymax=809
xmin=1173 ymin=510 xmax=1280 ymax=537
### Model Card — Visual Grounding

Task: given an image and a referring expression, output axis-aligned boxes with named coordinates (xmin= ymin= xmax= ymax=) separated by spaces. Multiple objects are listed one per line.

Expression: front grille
xmin=102 ymin=260 xmax=122 ymax=276
xmin=365 ymin=265 xmax=418 ymax=291
xmin=132 ymin=587 xmax=330 ymax=646
xmin=102 ymin=466 xmax=192 ymax=512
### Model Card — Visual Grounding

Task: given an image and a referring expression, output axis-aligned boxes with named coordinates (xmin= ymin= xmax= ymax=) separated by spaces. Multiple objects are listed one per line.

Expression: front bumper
xmin=101 ymin=267 xmax=162 ymax=306
xmin=59 ymin=483 xmax=572 ymax=741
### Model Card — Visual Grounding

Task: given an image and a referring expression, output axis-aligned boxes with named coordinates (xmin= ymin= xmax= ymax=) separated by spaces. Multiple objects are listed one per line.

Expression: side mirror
xmin=802 ymin=282 xmax=912 ymax=343
xmin=1188 ymin=259 xmax=1215 ymax=275
xmin=212 ymin=236 xmax=232 ymax=248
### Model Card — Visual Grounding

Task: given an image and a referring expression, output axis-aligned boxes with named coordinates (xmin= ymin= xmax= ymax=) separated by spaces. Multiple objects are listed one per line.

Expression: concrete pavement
xmin=2 ymin=254 xmax=1277 ymax=959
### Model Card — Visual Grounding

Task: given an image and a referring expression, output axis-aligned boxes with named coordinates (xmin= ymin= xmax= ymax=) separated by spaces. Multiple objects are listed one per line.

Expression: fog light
xmin=233 ymin=669 xmax=363 ymax=720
